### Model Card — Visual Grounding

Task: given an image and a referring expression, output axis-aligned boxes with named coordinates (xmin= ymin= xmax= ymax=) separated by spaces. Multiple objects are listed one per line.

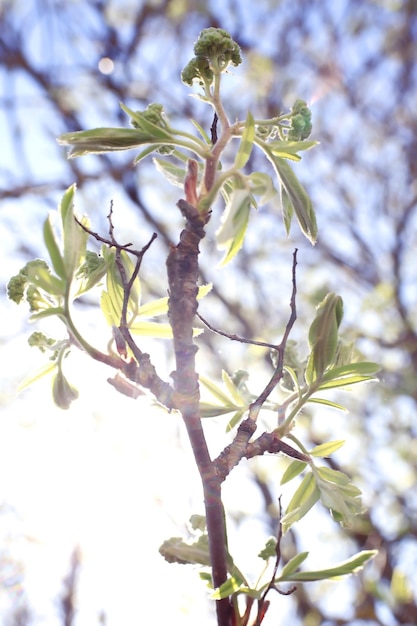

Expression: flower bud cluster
xmin=181 ymin=28 xmax=242 ymax=87
xmin=288 ymin=100 xmax=312 ymax=140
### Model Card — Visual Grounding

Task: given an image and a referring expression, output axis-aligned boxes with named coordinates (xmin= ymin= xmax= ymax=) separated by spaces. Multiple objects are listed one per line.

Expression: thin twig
xmin=196 ymin=312 xmax=279 ymax=350
xmin=254 ymin=498 xmax=296 ymax=626
xmin=249 ymin=249 xmax=298 ymax=419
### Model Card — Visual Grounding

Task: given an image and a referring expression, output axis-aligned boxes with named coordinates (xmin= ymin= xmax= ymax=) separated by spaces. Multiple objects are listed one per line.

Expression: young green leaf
xmin=235 ymin=112 xmax=255 ymax=169
xmin=159 ymin=534 xmax=211 ymax=567
xmin=199 ymin=373 xmax=240 ymax=406
xmin=281 ymin=472 xmax=320 ymax=533
xmin=134 ymin=144 xmax=162 ymax=165
xmin=258 ymin=537 xmax=278 ymax=560
xmin=309 ymin=440 xmax=345 ymax=458
xmin=57 ymin=127 xmax=155 ymax=157
xmin=216 ymin=188 xmax=251 ymax=265
xmin=52 ymin=367 xmax=79 ymax=410
xmin=316 ymin=362 xmax=380 ymax=389
xmin=313 ymin=465 xmax=364 ymax=526
xmin=211 ymin=576 xmax=243 ymax=599
xmin=190 ymin=118 xmax=211 ymax=144
xmin=307 ymin=397 xmax=347 ymax=411
xmin=276 ymin=550 xmax=377 ymax=582
xmin=306 ymin=293 xmax=344 ymax=382
xmin=265 ymin=149 xmax=317 ymax=243
xmin=153 ymin=158 xmax=187 ymax=188
xmin=247 ymin=171 xmax=279 ymax=206
xmin=59 ymin=184 xmax=89 ymax=281
xmin=75 ymin=249 xmax=110 ymax=295
xmin=225 ymin=409 xmax=246 ymax=431
xmin=43 ymin=215 xmax=66 ymax=280
xmin=279 ymin=552 xmax=309 ymax=579
xmin=17 ymin=361 xmax=57 ymax=393
xmin=27 ymin=263 xmax=66 ymax=297
xmin=280 ymin=459 xmax=307 ymax=485
xmin=221 ymin=370 xmax=247 ymax=406
xmin=281 ymin=187 xmax=294 ymax=236
xmin=267 ymin=139 xmax=318 ymax=161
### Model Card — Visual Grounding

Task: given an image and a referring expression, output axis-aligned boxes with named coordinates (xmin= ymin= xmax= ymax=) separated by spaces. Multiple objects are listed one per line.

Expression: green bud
xmin=130 ymin=103 xmax=168 ymax=130
xmin=181 ymin=56 xmax=213 ymax=87
xmin=28 ymin=331 xmax=57 ymax=354
xmin=7 ymin=260 xmax=50 ymax=305
xmin=193 ymin=28 xmax=242 ymax=69
xmin=289 ymin=100 xmax=312 ymax=141
xmin=6 ymin=273 xmax=28 ymax=305
xmin=181 ymin=28 xmax=241 ymax=87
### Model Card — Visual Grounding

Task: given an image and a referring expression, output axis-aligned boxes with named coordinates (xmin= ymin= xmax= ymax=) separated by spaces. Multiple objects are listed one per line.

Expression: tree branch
xmin=166 ymin=198 xmax=231 ymax=626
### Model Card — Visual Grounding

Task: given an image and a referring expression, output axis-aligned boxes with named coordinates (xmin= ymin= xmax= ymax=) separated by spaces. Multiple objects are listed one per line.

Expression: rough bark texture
xmin=166 ymin=199 xmax=231 ymax=626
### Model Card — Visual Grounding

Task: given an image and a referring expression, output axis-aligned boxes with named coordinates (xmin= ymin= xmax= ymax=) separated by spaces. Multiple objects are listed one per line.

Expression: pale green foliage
xmin=6 ymin=186 xmax=211 ymax=406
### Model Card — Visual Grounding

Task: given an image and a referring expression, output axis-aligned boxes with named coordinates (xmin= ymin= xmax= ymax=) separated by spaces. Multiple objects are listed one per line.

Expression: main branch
xmin=166 ymin=199 xmax=231 ymax=626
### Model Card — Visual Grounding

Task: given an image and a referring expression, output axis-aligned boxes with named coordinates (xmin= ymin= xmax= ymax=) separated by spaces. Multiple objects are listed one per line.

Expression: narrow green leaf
xmin=43 ymin=215 xmax=66 ymax=280
xmin=225 ymin=410 xmax=246 ymax=431
xmin=307 ymin=293 xmax=344 ymax=380
xmin=137 ymin=283 xmax=211 ymax=319
xmin=129 ymin=321 xmax=174 ymax=338
xmin=222 ymin=370 xmax=246 ymax=406
xmin=212 ymin=576 xmax=242 ymax=599
xmin=282 ymin=365 xmax=301 ymax=392
xmin=60 ymin=185 xmax=89 ymax=280
xmin=280 ymin=460 xmax=307 ymax=485
xmin=138 ymin=296 xmax=169 ymax=318
xmin=191 ymin=118 xmax=211 ymax=144
xmin=100 ymin=290 xmax=121 ymax=327
xmin=59 ymin=183 xmax=76 ymax=222
xmin=307 ymin=397 xmax=347 ymax=411
xmin=199 ymin=403 xmax=238 ymax=418
xmin=321 ymin=361 xmax=380 ymax=381
xmin=134 ymin=144 xmax=161 ymax=164
xmin=57 ymin=127 xmax=154 ymax=157
xmin=320 ymin=361 xmax=381 ymax=389
xmin=235 ymin=112 xmax=255 ymax=169
xmin=153 ymin=158 xmax=187 ymax=187
xmin=268 ymin=139 xmax=318 ymax=160
xmin=281 ymin=472 xmax=320 ymax=533
xmin=265 ymin=148 xmax=317 ymax=244
xmin=199 ymin=374 xmax=237 ymax=406
xmin=216 ymin=189 xmax=251 ymax=265
xmin=316 ymin=466 xmax=352 ymax=486
xmin=17 ymin=361 xmax=57 ymax=393
xmin=276 ymin=550 xmax=378 ymax=582
xmin=317 ymin=374 xmax=379 ymax=390
xmin=310 ymin=440 xmax=345 ymax=458
xmin=280 ymin=552 xmax=309 ymax=579
xmin=29 ymin=307 xmax=65 ymax=321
